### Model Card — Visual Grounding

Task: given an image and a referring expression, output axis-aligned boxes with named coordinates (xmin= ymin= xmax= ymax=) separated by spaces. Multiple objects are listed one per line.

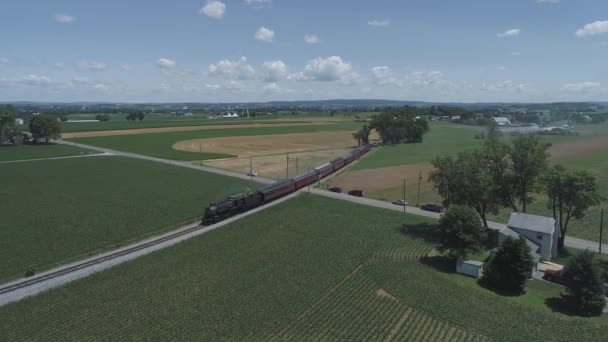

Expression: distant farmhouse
xmin=15 ymin=118 xmax=24 ymax=125
xmin=493 ymin=117 xmax=511 ymax=126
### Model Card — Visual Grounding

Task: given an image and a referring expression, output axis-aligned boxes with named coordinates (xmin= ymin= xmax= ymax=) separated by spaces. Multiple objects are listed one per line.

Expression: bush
xmin=437 ymin=205 xmax=486 ymax=258
xmin=25 ymin=265 xmax=36 ymax=277
xmin=561 ymin=250 xmax=606 ymax=316
xmin=480 ymin=236 xmax=534 ymax=295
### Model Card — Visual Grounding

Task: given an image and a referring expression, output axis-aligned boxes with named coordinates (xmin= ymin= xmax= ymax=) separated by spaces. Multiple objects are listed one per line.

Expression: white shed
xmin=15 ymin=118 xmax=24 ymax=125
xmin=456 ymin=258 xmax=484 ymax=278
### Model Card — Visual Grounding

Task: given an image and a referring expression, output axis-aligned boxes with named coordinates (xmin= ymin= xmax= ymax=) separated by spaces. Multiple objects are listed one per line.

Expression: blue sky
xmin=1 ymin=0 xmax=607 ymax=102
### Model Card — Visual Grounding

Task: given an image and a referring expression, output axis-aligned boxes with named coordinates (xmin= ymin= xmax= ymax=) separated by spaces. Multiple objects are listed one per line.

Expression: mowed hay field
xmin=67 ymin=122 xmax=361 ymax=160
xmin=1 ymin=195 xmax=607 ymax=341
xmin=0 ymin=156 xmax=257 ymax=282
xmin=203 ymin=148 xmax=351 ymax=180
xmin=0 ymin=144 xmax=92 ymax=162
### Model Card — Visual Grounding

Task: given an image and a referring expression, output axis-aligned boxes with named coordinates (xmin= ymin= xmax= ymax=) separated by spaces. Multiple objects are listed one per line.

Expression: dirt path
xmin=62 ymin=122 xmax=329 ymax=138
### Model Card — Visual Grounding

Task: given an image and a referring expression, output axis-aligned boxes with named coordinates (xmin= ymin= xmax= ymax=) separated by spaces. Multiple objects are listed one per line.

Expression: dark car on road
xmin=348 ymin=190 xmax=364 ymax=197
xmin=328 ymin=187 xmax=342 ymax=193
xmin=420 ymin=203 xmax=442 ymax=213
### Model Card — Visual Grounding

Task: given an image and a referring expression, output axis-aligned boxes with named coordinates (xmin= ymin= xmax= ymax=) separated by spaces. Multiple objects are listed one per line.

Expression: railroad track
xmin=0 ymin=223 xmax=206 ymax=296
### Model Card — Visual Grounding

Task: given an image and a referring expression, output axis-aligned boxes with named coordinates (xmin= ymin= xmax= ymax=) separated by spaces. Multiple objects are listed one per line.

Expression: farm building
xmin=15 ymin=118 xmax=24 ymax=125
xmin=456 ymin=258 xmax=484 ymax=278
xmin=493 ymin=117 xmax=511 ymax=126
xmin=499 ymin=213 xmax=559 ymax=262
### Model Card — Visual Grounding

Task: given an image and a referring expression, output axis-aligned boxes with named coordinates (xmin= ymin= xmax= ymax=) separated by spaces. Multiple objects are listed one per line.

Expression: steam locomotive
xmin=201 ymin=144 xmax=372 ymax=225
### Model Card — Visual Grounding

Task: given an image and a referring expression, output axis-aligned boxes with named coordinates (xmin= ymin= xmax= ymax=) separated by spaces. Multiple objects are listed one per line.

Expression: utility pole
xmin=416 ymin=169 xmax=422 ymax=207
xmin=286 ymin=153 xmax=289 ymax=178
xmin=296 ymin=157 xmax=299 ymax=175
xmin=403 ymin=178 xmax=406 ymax=213
xmin=600 ymin=208 xmax=604 ymax=254
xmin=249 ymin=156 xmax=253 ymax=181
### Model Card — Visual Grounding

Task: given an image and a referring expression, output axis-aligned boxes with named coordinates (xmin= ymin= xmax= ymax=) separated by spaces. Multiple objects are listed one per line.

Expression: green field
xmin=61 ymin=114 xmax=315 ymax=132
xmin=0 ymin=156 xmax=257 ymax=282
xmin=1 ymin=195 xmax=606 ymax=341
xmin=68 ymin=122 xmax=361 ymax=160
xmin=0 ymin=144 xmax=92 ymax=162
xmin=353 ymin=122 xmax=484 ymax=171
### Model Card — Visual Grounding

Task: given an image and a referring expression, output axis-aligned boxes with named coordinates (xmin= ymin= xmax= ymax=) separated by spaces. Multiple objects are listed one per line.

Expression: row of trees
xmin=1 ymin=105 xmax=19 ymax=145
xmin=430 ymin=132 xmax=603 ymax=248
xmin=438 ymin=205 xmax=606 ymax=315
xmin=126 ymin=112 xmax=145 ymax=121
xmin=1 ymin=105 xmax=61 ymax=144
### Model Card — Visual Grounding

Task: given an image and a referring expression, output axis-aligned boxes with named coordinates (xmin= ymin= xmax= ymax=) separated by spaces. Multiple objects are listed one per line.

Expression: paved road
xmin=0 ymin=152 xmax=112 ymax=164
xmin=56 ymin=139 xmax=275 ymax=185
xmin=310 ymin=188 xmax=608 ymax=254
xmin=0 ymin=191 xmax=299 ymax=307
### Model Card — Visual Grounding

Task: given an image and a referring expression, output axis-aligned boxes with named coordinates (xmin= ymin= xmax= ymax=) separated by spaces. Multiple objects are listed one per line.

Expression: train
xmin=201 ymin=144 xmax=372 ymax=225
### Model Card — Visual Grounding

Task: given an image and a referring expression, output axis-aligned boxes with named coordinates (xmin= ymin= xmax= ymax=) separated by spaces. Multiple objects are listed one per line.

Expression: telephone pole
xmin=403 ymin=178 xmax=406 ymax=213
xmin=296 ymin=157 xmax=299 ymax=175
xmin=249 ymin=156 xmax=253 ymax=181
xmin=600 ymin=208 xmax=604 ymax=254
xmin=416 ymin=169 xmax=422 ymax=207
xmin=286 ymin=153 xmax=289 ymax=178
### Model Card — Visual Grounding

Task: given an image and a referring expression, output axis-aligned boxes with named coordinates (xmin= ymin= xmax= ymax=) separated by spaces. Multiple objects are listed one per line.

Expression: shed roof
xmin=462 ymin=260 xmax=484 ymax=267
xmin=493 ymin=117 xmax=511 ymax=123
xmin=508 ymin=212 xmax=556 ymax=234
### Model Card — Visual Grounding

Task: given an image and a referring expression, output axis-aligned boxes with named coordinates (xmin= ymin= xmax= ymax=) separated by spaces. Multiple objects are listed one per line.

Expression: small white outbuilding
xmin=456 ymin=258 xmax=484 ymax=278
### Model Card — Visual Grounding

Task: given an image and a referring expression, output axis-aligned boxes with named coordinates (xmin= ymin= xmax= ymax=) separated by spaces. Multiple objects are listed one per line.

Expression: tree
xmin=0 ymin=105 xmax=17 ymax=145
xmin=126 ymin=113 xmax=136 ymax=121
xmin=561 ymin=250 xmax=606 ymax=316
xmin=430 ymin=149 xmax=501 ymax=228
xmin=509 ymin=135 xmax=551 ymax=213
xmin=352 ymin=124 xmax=371 ymax=146
xmin=544 ymin=165 xmax=604 ymax=249
xmin=480 ymin=236 xmax=534 ymax=295
xmin=369 ymin=107 xmax=430 ymax=144
xmin=29 ymin=115 xmax=61 ymax=143
xmin=137 ymin=112 xmax=145 ymax=121
xmin=437 ymin=205 xmax=486 ymax=258
xmin=95 ymin=114 xmax=110 ymax=122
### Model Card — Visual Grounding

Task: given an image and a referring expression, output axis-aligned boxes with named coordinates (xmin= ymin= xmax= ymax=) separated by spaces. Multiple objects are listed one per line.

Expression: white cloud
xmin=371 ymin=66 xmax=402 ymax=87
xmin=368 ymin=19 xmax=391 ymax=27
xmin=0 ymin=57 xmax=8 ymax=64
xmin=245 ymin=0 xmax=272 ymax=9
xmin=562 ymin=81 xmax=601 ymax=92
xmin=304 ymin=34 xmax=320 ymax=44
xmin=120 ymin=64 xmax=132 ymax=71
xmin=497 ymin=66 xmax=508 ymax=71
xmin=208 ymin=56 xmax=256 ymax=80
xmin=298 ymin=56 xmax=358 ymax=82
xmin=55 ymin=14 xmax=76 ymax=24
xmin=497 ymin=28 xmax=521 ymax=38
xmin=254 ymin=27 xmax=274 ymax=42
xmin=53 ymin=62 xmax=65 ymax=69
xmin=156 ymin=58 xmax=176 ymax=69
xmin=200 ymin=1 xmax=226 ymax=19
xmin=407 ymin=71 xmax=446 ymax=87
xmin=262 ymin=60 xmax=288 ymax=82
xmin=263 ymin=82 xmax=280 ymax=94
xmin=78 ymin=61 xmax=107 ymax=71
xmin=93 ymin=83 xmax=108 ymax=91
xmin=481 ymin=80 xmax=527 ymax=93
xmin=19 ymin=74 xmax=52 ymax=86
xmin=576 ymin=21 xmax=608 ymax=38
xmin=537 ymin=0 xmax=560 ymax=3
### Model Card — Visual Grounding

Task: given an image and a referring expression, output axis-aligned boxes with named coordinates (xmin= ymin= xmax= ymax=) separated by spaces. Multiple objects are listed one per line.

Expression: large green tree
xmin=430 ymin=149 xmax=502 ymax=228
xmin=480 ymin=236 xmax=534 ymax=295
xmin=29 ymin=115 xmax=61 ymax=143
xmin=369 ymin=107 xmax=429 ymax=144
xmin=544 ymin=165 xmax=604 ymax=249
xmin=0 ymin=105 xmax=17 ymax=145
xmin=437 ymin=205 xmax=486 ymax=258
xmin=509 ymin=135 xmax=551 ymax=213
xmin=561 ymin=250 xmax=606 ymax=316
xmin=352 ymin=124 xmax=371 ymax=146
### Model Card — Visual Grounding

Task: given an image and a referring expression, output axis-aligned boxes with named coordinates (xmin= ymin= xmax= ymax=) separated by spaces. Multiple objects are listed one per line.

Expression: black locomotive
xmin=201 ymin=144 xmax=371 ymax=225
